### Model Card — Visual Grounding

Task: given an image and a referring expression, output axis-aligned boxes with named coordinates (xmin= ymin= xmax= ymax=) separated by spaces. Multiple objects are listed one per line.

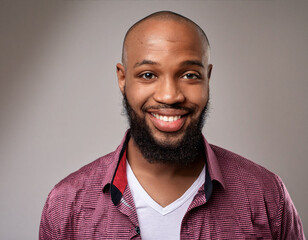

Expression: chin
xmin=150 ymin=129 xmax=187 ymax=148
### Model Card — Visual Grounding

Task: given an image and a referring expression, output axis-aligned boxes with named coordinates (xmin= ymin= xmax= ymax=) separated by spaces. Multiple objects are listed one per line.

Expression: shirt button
xmin=135 ymin=226 xmax=140 ymax=235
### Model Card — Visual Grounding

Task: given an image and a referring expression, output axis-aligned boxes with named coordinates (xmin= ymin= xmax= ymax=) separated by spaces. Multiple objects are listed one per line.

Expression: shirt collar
xmin=101 ymin=130 xmax=130 ymax=196
xmin=104 ymin=130 xmax=226 ymax=206
xmin=203 ymin=136 xmax=226 ymax=189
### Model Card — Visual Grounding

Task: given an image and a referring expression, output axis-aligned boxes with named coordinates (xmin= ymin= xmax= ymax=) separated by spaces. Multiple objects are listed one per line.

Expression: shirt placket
xmin=180 ymin=189 xmax=207 ymax=239
xmin=116 ymin=187 xmax=142 ymax=239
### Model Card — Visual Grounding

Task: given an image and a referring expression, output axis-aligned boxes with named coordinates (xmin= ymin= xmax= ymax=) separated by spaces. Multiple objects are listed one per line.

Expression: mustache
xmin=142 ymin=104 xmax=194 ymax=112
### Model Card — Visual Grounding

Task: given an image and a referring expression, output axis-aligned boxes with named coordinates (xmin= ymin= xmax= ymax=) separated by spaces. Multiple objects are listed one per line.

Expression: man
xmin=40 ymin=11 xmax=304 ymax=239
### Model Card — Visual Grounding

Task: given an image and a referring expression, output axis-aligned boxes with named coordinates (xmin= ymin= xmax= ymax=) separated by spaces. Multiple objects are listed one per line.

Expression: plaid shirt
xmin=40 ymin=131 xmax=305 ymax=239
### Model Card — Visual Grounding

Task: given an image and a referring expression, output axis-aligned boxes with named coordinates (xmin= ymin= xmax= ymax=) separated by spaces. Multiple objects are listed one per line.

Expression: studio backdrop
xmin=0 ymin=0 xmax=307 ymax=239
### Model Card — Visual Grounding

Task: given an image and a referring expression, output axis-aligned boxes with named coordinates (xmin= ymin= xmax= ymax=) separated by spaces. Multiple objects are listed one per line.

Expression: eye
xmin=183 ymin=73 xmax=200 ymax=80
xmin=139 ymin=72 xmax=156 ymax=80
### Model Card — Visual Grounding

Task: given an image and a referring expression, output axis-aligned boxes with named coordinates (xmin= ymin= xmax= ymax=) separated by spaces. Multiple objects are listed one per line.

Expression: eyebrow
xmin=134 ymin=60 xmax=159 ymax=68
xmin=133 ymin=59 xmax=204 ymax=68
xmin=180 ymin=60 xmax=204 ymax=68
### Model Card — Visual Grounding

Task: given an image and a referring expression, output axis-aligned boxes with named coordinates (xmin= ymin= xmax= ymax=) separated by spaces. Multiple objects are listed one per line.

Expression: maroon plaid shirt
xmin=40 ymin=131 xmax=305 ymax=239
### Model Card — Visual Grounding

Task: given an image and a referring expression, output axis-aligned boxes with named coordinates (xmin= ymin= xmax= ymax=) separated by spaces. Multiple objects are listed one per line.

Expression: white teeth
xmin=152 ymin=113 xmax=181 ymax=122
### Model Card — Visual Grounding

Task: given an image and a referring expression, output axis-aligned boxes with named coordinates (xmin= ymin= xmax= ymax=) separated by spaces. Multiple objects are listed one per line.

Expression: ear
xmin=116 ymin=63 xmax=126 ymax=95
xmin=207 ymin=64 xmax=213 ymax=82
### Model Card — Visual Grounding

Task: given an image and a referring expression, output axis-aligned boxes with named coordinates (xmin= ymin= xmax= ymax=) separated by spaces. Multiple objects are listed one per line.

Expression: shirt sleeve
xmin=39 ymin=190 xmax=59 ymax=240
xmin=275 ymin=176 xmax=305 ymax=240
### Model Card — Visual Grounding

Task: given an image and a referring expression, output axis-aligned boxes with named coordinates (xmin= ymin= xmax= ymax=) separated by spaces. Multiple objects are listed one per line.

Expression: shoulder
xmin=39 ymin=133 xmax=129 ymax=238
xmin=210 ymin=144 xmax=283 ymax=219
xmin=40 ymin=150 xmax=118 ymax=237
xmin=209 ymin=143 xmax=284 ymax=214
xmin=209 ymin=144 xmax=305 ymax=238
xmin=56 ymin=151 xmax=116 ymax=190
xmin=210 ymin=144 xmax=281 ymax=189
xmin=43 ymin=150 xmax=117 ymax=216
xmin=56 ymin=150 xmax=116 ymax=195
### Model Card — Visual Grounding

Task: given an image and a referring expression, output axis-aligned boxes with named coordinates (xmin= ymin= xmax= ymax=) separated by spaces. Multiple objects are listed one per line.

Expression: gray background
xmin=1 ymin=0 xmax=307 ymax=239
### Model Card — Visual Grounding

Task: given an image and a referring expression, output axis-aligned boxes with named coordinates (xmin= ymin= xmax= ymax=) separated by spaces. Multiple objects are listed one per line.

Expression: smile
xmin=148 ymin=110 xmax=187 ymax=132
xmin=151 ymin=113 xmax=182 ymax=122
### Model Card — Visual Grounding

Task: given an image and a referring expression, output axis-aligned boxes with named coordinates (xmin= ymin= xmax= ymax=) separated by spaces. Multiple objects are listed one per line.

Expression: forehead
xmin=124 ymin=19 xmax=207 ymax=65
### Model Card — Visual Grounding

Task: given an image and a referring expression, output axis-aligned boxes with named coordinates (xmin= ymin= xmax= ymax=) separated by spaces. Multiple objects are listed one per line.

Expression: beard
xmin=123 ymin=93 xmax=209 ymax=166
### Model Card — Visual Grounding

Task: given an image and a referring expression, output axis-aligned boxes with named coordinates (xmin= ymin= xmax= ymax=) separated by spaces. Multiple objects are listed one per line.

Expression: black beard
xmin=123 ymin=94 xmax=209 ymax=166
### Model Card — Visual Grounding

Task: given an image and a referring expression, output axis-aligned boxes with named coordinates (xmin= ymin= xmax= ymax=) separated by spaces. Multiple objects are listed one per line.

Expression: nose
xmin=153 ymin=76 xmax=185 ymax=105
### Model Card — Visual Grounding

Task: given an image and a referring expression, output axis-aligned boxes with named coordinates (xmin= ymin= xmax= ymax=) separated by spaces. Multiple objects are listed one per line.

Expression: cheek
xmin=182 ymin=84 xmax=209 ymax=108
xmin=125 ymin=81 xmax=154 ymax=111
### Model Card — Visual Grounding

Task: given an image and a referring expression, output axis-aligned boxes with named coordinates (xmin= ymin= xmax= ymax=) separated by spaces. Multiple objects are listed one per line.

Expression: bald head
xmin=122 ymin=11 xmax=210 ymax=67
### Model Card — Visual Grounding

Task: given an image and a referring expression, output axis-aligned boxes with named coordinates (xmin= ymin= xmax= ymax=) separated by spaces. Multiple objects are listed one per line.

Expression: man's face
xmin=117 ymin=19 xmax=212 ymax=162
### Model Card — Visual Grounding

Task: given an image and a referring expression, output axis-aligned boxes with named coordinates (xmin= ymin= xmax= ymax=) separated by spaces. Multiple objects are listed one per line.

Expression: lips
xmin=147 ymin=109 xmax=188 ymax=132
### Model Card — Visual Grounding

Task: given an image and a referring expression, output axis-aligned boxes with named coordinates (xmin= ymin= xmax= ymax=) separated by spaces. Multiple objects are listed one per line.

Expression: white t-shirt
xmin=127 ymin=161 xmax=205 ymax=240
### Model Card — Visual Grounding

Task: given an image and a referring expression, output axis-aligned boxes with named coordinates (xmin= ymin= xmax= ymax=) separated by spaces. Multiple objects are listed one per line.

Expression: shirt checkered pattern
xmin=39 ymin=131 xmax=305 ymax=239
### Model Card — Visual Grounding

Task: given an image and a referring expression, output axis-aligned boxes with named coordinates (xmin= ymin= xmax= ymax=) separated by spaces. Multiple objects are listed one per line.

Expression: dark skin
xmin=116 ymin=19 xmax=212 ymax=207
